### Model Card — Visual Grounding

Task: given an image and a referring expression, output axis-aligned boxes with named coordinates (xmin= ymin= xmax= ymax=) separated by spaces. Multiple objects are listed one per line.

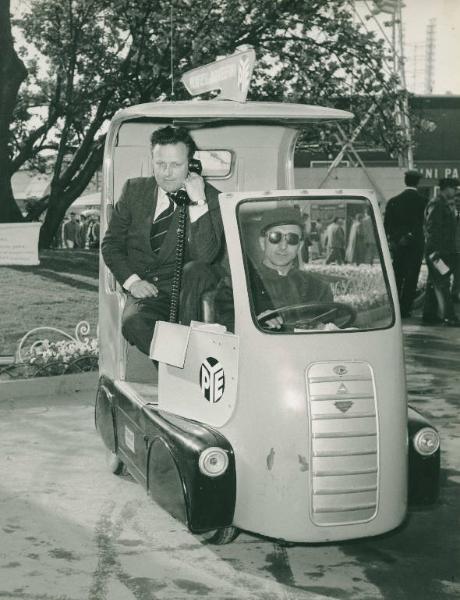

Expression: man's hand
xmin=130 ymin=279 xmax=158 ymax=298
xmin=257 ymin=309 xmax=284 ymax=330
xmin=184 ymin=172 xmax=206 ymax=205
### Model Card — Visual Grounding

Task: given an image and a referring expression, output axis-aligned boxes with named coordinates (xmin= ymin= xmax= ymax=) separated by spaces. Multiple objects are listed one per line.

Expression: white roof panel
xmin=112 ymin=100 xmax=353 ymax=126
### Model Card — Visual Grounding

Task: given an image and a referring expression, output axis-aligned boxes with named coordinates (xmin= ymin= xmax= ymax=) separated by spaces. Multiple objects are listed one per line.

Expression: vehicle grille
xmin=306 ymin=361 xmax=378 ymax=526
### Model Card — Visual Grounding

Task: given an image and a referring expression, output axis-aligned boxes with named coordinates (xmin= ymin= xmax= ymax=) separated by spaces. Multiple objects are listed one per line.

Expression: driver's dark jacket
xmin=253 ymin=263 xmax=333 ymax=315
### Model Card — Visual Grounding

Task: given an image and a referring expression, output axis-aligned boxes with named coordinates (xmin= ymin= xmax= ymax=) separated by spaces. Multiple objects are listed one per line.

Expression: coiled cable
xmin=169 ymin=203 xmax=187 ymax=322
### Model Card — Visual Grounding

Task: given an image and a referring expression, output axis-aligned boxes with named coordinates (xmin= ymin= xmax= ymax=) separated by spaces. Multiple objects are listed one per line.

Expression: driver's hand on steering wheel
xmin=257 ymin=309 xmax=284 ymax=329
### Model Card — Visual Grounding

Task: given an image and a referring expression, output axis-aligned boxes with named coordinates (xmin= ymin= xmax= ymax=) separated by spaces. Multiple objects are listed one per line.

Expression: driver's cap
xmin=260 ymin=206 xmax=303 ymax=234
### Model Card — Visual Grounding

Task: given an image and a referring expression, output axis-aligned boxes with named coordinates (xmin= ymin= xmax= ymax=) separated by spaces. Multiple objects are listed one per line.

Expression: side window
xmin=194 ymin=150 xmax=233 ymax=178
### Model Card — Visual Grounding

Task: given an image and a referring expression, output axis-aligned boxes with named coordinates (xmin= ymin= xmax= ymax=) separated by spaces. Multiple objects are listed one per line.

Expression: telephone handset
xmin=168 ymin=157 xmax=203 ymax=322
xmin=188 ymin=157 xmax=203 ymax=175
xmin=170 ymin=158 xmax=203 ymax=206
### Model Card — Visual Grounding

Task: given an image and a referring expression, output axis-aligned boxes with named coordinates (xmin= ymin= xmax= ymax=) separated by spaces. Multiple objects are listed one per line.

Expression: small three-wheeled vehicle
xmin=95 ymin=65 xmax=440 ymax=544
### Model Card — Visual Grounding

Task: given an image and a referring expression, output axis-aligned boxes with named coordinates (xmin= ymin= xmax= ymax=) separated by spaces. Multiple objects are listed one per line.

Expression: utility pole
xmin=393 ymin=0 xmax=414 ymax=168
xmin=425 ymin=18 xmax=436 ymax=95
xmin=349 ymin=1 xmax=414 ymax=168
xmin=406 ymin=43 xmax=425 ymax=94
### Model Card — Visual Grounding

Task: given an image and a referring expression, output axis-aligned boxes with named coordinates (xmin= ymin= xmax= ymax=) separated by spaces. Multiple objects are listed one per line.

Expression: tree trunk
xmin=0 ymin=0 xmax=28 ymax=222
xmin=0 ymin=171 xmax=23 ymax=222
xmin=39 ymin=191 xmax=69 ymax=248
xmin=38 ymin=140 xmax=104 ymax=248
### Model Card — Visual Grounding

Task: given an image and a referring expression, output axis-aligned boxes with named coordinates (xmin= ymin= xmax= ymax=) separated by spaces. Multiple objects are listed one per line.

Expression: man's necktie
xmin=150 ymin=194 xmax=175 ymax=254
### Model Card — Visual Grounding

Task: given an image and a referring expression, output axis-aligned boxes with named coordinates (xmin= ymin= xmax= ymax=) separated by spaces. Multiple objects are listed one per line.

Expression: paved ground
xmin=0 ymin=322 xmax=459 ymax=600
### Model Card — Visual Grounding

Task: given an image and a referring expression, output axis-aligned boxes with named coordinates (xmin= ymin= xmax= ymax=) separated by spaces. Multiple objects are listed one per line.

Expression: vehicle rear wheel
xmin=105 ymin=449 xmax=126 ymax=475
xmin=198 ymin=526 xmax=239 ymax=545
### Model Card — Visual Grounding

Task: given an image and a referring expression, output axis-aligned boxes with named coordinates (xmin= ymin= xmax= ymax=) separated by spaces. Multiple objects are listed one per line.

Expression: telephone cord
xmin=169 ymin=204 xmax=187 ymax=323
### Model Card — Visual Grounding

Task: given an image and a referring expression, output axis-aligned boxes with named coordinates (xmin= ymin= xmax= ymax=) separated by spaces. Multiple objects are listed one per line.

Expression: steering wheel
xmin=258 ymin=302 xmax=357 ymax=330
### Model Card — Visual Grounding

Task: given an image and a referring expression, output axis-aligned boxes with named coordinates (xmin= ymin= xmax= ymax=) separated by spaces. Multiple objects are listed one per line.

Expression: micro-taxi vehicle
xmin=95 ymin=51 xmax=440 ymax=545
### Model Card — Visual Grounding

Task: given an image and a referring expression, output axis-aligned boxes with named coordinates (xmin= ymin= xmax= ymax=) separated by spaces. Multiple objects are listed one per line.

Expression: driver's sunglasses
xmin=266 ymin=231 xmax=301 ymax=245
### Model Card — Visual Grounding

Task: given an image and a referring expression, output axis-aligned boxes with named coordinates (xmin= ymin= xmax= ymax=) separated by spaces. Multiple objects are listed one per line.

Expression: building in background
xmin=294 ymin=94 xmax=460 ymax=204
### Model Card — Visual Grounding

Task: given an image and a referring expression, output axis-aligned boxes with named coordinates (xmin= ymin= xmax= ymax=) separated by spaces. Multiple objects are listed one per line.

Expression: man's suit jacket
xmin=424 ymin=194 xmax=456 ymax=257
xmin=101 ymin=177 xmax=223 ymax=293
xmin=325 ymin=223 xmax=345 ymax=249
xmin=384 ymin=188 xmax=427 ymax=248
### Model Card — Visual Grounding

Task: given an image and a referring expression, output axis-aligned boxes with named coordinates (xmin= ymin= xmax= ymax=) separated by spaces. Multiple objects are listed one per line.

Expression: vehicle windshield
xmin=238 ymin=196 xmax=394 ymax=333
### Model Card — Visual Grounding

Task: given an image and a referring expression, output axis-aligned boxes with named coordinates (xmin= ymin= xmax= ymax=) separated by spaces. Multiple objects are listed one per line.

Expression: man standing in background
xmin=451 ymin=191 xmax=460 ymax=303
xmin=325 ymin=217 xmax=345 ymax=265
xmin=361 ymin=208 xmax=375 ymax=265
xmin=384 ymin=170 xmax=427 ymax=318
xmin=422 ymin=177 xmax=460 ymax=326
xmin=63 ymin=212 xmax=80 ymax=249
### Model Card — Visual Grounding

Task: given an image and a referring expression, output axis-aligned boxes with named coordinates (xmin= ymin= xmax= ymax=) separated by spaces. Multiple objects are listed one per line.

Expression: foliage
xmin=4 ymin=0 xmax=408 ymax=243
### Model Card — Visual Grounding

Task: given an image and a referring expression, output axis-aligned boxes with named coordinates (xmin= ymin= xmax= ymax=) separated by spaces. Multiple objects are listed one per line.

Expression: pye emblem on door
xmin=200 ymin=357 xmax=225 ymax=403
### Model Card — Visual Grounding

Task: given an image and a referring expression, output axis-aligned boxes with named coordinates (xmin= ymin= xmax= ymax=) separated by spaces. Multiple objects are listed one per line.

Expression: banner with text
xmin=0 ymin=223 xmax=41 ymax=265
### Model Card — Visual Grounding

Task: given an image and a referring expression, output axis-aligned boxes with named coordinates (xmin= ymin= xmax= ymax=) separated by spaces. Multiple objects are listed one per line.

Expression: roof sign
xmin=181 ymin=47 xmax=256 ymax=103
xmin=371 ymin=0 xmax=401 ymax=14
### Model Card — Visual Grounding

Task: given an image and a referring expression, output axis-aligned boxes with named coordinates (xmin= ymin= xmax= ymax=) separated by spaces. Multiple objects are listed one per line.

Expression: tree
xmin=5 ymin=0 xmax=405 ymax=246
xmin=0 ymin=0 xmax=27 ymax=221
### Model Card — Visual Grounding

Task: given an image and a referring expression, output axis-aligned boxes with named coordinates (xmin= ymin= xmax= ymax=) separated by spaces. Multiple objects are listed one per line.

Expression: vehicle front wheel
xmin=105 ymin=449 xmax=126 ymax=475
xmin=198 ymin=526 xmax=239 ymax=545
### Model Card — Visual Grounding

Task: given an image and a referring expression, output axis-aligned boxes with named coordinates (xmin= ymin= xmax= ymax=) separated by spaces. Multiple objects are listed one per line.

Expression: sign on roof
xmin=181 ymin=47 xmax=256 ymax=103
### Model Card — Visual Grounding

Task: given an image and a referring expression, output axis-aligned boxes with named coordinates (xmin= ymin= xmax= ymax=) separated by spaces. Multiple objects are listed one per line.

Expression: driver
xmin=253 ymin=207 xmax=333 ymax=329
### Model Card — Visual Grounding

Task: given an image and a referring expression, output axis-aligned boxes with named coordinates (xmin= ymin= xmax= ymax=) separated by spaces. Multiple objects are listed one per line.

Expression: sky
xmin=402 ymin=0 xmax=460 ymax=94
xmin=355 ymin=0 xmax=460 ymax=94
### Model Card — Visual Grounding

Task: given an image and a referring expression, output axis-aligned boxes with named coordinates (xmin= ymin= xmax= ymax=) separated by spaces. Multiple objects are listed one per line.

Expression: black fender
xmin=408 ymin=406 xmax=440 ymax=505
xmin=144 ymin=409 xmax=236 ymax=533
xmin=94 ymin=376 xmax=236 ymax=532
xmin=95 ymin=377 xmax=118 ymax=453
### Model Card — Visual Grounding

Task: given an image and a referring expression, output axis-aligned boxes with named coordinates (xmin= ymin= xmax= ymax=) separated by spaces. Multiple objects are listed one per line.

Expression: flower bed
xmin=25 ymin=337 xmax=98 ymax=376
xmin=0 ymin=321 xmax=98 ymax=380
xmin=306 ymin=263 xmax=390 ymax=310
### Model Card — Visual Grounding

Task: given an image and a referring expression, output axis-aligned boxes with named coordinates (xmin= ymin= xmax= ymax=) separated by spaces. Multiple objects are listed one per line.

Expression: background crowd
xmin=52 ymin=211 xmax=100 ymax=250
xmin=384 ymin=171 xmax=460 ymax=326
xmin=300 ymin=209 xmax=375 ymax=267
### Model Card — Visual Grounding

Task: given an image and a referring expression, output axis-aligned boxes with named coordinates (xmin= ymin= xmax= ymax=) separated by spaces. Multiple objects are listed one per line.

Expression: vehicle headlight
xmin=413 ymin=427 xmax=440 ymax=456
xmin=198 ymin=447 xmax=229 ymax=477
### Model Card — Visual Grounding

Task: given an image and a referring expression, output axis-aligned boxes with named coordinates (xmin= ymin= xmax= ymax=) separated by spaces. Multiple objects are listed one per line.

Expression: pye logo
xmin=200 ymin=357 xmax=225 ymax=403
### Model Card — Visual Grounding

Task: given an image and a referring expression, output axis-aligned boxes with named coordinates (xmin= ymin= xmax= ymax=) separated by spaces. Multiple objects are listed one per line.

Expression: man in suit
xmin=63 ymin=212 xmax=80 ymax=249
xmin=451 ymin=191 xmax=460 ymax=303
xmin=384 ymin=170 xmax=427 ymax=318
xmin=325 ymin=217 xmax=345 ymax=265
xmin=422 ymin=177 xmax=460 ymax=326
xmin=102 ymin=125 xmax=224 ymax=355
